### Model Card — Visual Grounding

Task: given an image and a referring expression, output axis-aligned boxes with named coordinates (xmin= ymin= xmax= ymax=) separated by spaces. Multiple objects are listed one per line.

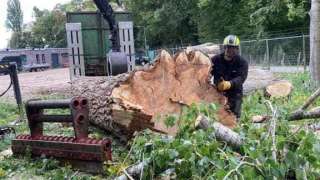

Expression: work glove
xmin=217 ymin=80 xmax=231 ymax=91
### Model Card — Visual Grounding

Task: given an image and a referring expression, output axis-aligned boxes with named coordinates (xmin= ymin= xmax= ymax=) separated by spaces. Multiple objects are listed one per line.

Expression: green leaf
xmin=164 ymin=115 xmax=177 ymax=128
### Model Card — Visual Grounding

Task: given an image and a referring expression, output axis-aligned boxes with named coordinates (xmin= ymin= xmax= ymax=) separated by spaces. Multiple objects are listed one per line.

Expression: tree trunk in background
xmin=310 ymin=0 xmax=320 ymax=87
xmin=72 ymin=50 xmax=237 ymax=140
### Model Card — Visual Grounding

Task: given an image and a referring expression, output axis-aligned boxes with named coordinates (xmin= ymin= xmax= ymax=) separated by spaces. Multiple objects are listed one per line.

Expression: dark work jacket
xmin=211 ymin=53 xmax=249 ymax=98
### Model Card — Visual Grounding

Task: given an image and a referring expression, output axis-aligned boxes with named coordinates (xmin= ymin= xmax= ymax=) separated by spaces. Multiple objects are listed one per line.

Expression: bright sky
xmin=0 ymin=0 xmax=71 ymax=49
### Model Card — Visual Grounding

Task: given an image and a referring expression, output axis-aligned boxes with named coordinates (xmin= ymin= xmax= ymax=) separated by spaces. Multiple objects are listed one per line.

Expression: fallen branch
xmin=195 ymin=115 xmax=243 ymax=148
xmin=264 ymin=100 xmax=278 ymax=171
xmin=115 ymin=160 xmax=176 ymax=180
xmin=122 ymin=169 xmax=135 ymax=180
xmin=299 ymin=88 xmax=320 ymax=111
xmin=308 ymin=122 xmax=320 ymax=131
xmin=115 ymin=161 xmax=148 ymax=180
xmin=222 ymin=161 xmax=264 ymax=180
xmin=289 ymin=88 xmax=320 ymax=121
xmin=289 ymin=106 xmax=320 ymax=120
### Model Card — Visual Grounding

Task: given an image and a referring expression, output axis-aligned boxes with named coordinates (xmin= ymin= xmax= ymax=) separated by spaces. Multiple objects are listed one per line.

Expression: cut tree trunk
xmin=71 ymin=50 xmax=237 ymax=140
xmin=265 ymin=80 xmax=293 ymax=98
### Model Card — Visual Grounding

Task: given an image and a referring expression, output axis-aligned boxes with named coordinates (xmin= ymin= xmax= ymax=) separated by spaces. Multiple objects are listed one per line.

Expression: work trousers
xmin=226 ymin=94 xmax=243 ymax=120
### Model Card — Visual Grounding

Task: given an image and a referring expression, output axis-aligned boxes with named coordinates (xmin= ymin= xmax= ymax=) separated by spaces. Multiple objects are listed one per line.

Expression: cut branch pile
xmin=71 ymin=50 xmax=237 ymax=140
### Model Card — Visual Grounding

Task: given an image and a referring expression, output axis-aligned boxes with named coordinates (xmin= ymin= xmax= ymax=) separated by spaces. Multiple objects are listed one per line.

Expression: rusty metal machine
xmin=11 ymin=97 xmax=112 ymax=173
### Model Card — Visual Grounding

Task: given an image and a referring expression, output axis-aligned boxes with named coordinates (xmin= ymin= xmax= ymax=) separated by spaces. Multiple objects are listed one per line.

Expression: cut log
xmin=71 ymin=50 xmax=237 ymax=139
xmin=243 ymin=68 xmax=277 ymax=95
xmin=252 ymin=115 xmax=272 ymax=123
xmin=265 ymin=80 xmax=293 ymax=98
xmin=186 ymin=43 xmax=221 ymax=58
xmin=195 ymin=115 xmax=243 ymax=148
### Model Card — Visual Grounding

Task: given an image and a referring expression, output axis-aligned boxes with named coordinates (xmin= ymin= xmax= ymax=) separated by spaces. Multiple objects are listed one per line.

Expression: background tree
xmin=247 ymin=0 xmax=309 ymax=38
xmin=124 ymin=0 xmax=309 ymax=48
xmin=6 ymin=0 xmax=23 ymax=32
xmin=56 ymin=0 xmax=97 ymax=12
xmin=309 ymin=0 xmax=320 ymax=87
xmin=30 ymin=9 xmax=67 ymax=48
xmin=4 ymin=0 xmax=311 ymax=50
xmin=196 ymin=0 xmax=253 ymax=42
xmin=6 ymin=0 xmax=23 ymax=48
xmin=125 ymin=0 xmax=199 ymax=48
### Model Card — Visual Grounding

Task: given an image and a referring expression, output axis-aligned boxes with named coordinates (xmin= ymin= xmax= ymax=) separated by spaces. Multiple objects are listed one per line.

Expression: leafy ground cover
xmin=0 ymin=72 xmax=319 ymax=179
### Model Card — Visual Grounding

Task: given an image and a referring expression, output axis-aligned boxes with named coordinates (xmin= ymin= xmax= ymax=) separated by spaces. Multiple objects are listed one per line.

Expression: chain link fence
xmin=240 ymin=35 xmax=310 ymax=72
xmin=147 ymin=35 xmax=310 ymax=72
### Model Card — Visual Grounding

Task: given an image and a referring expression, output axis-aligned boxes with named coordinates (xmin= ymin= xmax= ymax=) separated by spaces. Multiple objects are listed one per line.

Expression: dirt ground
xmin=0 ymin=68 xmax=71 ymax=102
xmin=0 ymin=67 xmax=278 ymax=103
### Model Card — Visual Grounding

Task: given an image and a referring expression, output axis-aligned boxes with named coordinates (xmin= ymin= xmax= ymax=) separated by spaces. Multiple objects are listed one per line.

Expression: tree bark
xmin=71 ymin=50 xmax=237 ymax=140
xmin=289 ymin=88 xmax=320 ymax=121
xmin=310 ymin=0 xmax=320 ymax=87
xmin=186 ymin=43 xmax=221 ymax=58
xmin=115 ymin=161 xmax=148 ymax=180
xmin=195 ymin=115 xmax=243 ymax=148
xmin=299 ymin=88 xmax=320 ymax=111
xmin=289 ymin=106 xmax=320 ymax=120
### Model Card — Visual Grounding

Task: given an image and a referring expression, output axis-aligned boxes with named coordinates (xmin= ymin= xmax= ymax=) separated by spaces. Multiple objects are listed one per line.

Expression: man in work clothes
xmin=211 ymin=35 xmax=249 ymax=120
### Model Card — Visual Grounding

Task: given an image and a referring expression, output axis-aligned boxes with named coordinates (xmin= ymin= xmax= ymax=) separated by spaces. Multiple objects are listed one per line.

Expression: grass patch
xmin=0 ymin=101 xmax=19 ymax=126
xmin=0 ymin=72 xmax=319 ymax=179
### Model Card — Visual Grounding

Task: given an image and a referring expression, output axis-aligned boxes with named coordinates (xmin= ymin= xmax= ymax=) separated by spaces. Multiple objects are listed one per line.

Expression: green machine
xmin=66 ymin=10 xmax=133 ymax=77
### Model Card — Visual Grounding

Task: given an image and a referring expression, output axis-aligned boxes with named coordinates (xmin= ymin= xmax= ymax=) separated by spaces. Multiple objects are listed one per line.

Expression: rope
xmin=0 ymin=76 xmax=12 ymax=97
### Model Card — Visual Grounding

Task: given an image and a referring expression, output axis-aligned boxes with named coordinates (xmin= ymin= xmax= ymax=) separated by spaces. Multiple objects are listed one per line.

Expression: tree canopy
xmin=6 ymin=0 xmax=23 ymax=48
xmin=126 ymin=0 xmax=310 ymax=48
xmin=6 ymin=0 xmax=310 ymax=49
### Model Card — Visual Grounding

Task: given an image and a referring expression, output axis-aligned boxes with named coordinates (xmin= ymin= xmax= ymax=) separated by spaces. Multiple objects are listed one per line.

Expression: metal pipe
xmin=26 ymin=99 xmax=72 ymax=109
xmin=35 ymin=115 xmax=73 ymax=122
xmin=9 ymin=63 xmax=23 ymax=121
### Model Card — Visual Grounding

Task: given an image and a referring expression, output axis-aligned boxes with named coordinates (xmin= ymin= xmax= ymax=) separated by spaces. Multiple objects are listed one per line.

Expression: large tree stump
xmin=265 ymin=80 xmax=293 ymax=98
xmin=71 ymin=50 xmax=237 ymax=139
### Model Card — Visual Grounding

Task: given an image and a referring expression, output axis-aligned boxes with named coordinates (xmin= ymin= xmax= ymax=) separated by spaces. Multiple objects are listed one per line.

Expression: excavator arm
xmin=93 ymin=0 xmax=120 ymax=52
xmin=92 ymin=0 xmax=130 ymax=76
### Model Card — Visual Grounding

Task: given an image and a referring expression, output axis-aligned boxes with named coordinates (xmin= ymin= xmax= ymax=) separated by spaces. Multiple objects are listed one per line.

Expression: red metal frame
xmin=12 ymin=97 xmax=112 ymax=173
